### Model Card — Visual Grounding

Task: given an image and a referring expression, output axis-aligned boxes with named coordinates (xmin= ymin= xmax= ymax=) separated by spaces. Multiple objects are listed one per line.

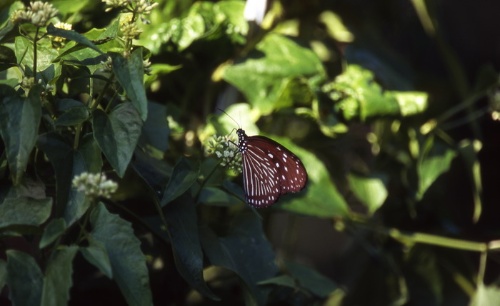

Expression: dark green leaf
xmin=93 ymin=102 xmax=143 ymax=177
xmin=90 ymin=203 xmax=153 ymax=305
xmin=258 ymin=275 xmax=296 ymax=288
xmin=163 ymin=194 xmax=219 ymax=300
xmin=160 ymin=157 xmax=199 ymax=206
xmin=138 ymin=101 xmax=170 ymax=153
xmin=47 ymin=23 xmax=103 ymax=54
xmin=0 ymin=85 xmax=42 ymax=184
xmin=55 ymin=105 xmax=89 ymax=126
xmin=41 ymin=246 xmax=78 ymax=306
xmin=198 ymin=186 xmax=241 ymax=206
xmin=112 ymin=49 xmax=148 ymax=121
xmin=201 ymin=213 xmax=278 ymax=305
xmin=64 ymin=134 xmax=102 ymax=225
xmin=0 ymin=196 xmax=51 ymax=229
xmin=0 ymin=259 xmax=6 ymax=290
xmin=39 ymin=218 xmax=67 ymax=249
xmin=80 ymin=236 xmax=113 ymax=279
xmin=6 ymin=250 xmax=43 ymax=306
xmin=285 ymin=262 xmax=337 ymax=298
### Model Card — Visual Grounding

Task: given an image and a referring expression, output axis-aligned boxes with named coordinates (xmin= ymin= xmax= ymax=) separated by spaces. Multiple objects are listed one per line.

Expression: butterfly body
xmin=236 ymin=128 xmax=307 ymax=207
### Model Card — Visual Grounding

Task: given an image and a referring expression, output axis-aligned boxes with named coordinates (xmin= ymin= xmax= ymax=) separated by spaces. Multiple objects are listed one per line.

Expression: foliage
xmin=0 ymin=0 xmax=500 ymax=305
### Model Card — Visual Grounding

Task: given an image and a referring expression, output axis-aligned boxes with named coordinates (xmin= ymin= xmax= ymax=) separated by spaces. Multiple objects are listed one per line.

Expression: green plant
xmin=1 ymin=0 xmax=500 ymax=305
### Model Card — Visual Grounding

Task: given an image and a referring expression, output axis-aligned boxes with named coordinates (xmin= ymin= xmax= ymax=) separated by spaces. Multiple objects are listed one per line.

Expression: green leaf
xmin=93 ymin=102 xmax=143 ymax=177
xmin=416 ymin=136 xmax=457 ymax=200
xmin=80 ymin=236 xmax=113 ymax=279
xmin=163 ymin=194 xmax=219 ymax=300
xmin=285 ymin=262 xmax=337 ymax=298
xmin=14 ymin=35 xmax=58 ymax=75
xmin=0 ymin=196 xmax=51 ymax=229
xmin=112 ymin=49 xmax=148 ymax=121
xmin=55 ymin=105 xmax=89 ymax=126
xmin=274 ymin=136 xmax=349 ymax=217
xmin=0 ymin=85 xmax=42 ymax=184
xmin=47 ymin=23 xmax=103 ymax=55
xmin=258 ymin=275 xmax=296 ymax=288
xmin=138 ymin=101 xmax=170 ymax=153
xmin=90 ymin=203 xmax=153 ymax=306
xmin=0 ymin=259 xmax=6 ymax=290
xmin=348 ymin=174 xmax=388 ymax=214
xmin=41 ymin=246 xmax=78 ymax=306
xmin=201 ymin=213 xmax=278 ymax=305
xmin=6 ymin=250 xmax=44 ymax=306
xmin=223 ymin=33 xmax=325 ymax=115
xmin=471 ymin=283 xmax=500 ymax=306
xmin=160 ymin=157 xmax=199 ymax=206
xmin=39 ymin=218 xmax=67 ymax=249
xmin=326 ymin=65 xmax=428 ymax=120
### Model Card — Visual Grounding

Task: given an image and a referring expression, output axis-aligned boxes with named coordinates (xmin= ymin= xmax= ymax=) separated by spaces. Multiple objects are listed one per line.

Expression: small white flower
xmin=244 ymin=0 xmax=267 ymax=25
xmin=72 ymin=172 xmax=118 ymax=199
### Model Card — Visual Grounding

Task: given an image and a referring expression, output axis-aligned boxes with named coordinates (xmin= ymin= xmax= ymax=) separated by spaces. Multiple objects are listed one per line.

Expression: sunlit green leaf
xmin=348 ymin=174 xmax=388 ymax=214
xmin=223 ymin=33 xmax=325 ymax=115
xmin=91 ymin=203 xmax=153 ymax=305
xmin=275 ymin=136 xmax=349 ymax=217
xmin=471 ymin=283 xmax=500 ymax=306
xmin=417 ymin=136 xmax=457 ymax=200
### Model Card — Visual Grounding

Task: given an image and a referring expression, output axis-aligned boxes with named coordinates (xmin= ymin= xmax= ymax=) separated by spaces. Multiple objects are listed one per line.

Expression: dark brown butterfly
xmin=236 ymin=128 xmax=307 ymax=207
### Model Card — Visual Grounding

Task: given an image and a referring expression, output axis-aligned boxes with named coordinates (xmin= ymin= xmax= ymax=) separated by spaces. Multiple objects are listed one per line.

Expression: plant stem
xmin=33 ymin=26 xmax=40 ymax=81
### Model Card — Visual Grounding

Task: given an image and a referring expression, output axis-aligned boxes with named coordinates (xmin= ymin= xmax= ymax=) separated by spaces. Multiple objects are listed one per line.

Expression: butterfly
xmin=236 ymin=128 xmax=308 ymax=207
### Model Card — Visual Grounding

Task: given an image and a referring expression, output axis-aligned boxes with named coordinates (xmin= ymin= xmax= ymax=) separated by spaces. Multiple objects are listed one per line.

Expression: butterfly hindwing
xmin=237 ymin=129 xmax=307 ymax=207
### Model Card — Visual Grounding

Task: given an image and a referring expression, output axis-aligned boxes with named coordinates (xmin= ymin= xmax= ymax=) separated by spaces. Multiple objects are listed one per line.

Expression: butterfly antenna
xmin=217 ymin=107 xmax=241 ymax=130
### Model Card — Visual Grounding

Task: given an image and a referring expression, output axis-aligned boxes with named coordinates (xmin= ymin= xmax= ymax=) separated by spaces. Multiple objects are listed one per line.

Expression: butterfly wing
xmin=241 ymin=135 xmax=308 ymax=207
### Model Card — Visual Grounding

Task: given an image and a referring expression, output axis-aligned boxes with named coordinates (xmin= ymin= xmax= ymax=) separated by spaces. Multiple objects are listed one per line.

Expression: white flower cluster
xmin=12 ymin=1 xmax=58 ymax=27
xmin=205 ymin=135 xmax=242 ymax=173
xmin=72 ymin=172 xmax=118 ymax=199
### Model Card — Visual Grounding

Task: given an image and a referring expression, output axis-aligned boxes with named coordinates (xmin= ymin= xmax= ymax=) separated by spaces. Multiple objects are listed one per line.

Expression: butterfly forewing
xmin=237 ymin=129 xmax=307 ymax=207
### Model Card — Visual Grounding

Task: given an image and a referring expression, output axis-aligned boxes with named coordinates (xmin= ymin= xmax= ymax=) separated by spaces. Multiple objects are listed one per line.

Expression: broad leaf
xmin=112 ymin=49 xmax=148 ymax=121
xmin=0 ymin=196 xmax=51 ymax=229
xmin=201 ymin=213 xmax=278 ymax=305
xmin=47 ymin=23 xmax=103 ymax=55
xmin=348 ymin=174 xmax=388 ymax=214
xmin=80 ymin=236 xmax=113 ymax=279
xmin=39 ymin=218 xmax=67 ymax=249
xmin=90 ymin=203 xmax=153 ymax=306
xmin=6 ymin=250 xmax=44 ymax=306
xmin=160 ymin=157 xmax=199 ymax=206
xmin=41 ymin=246 xmax=78 ymax=306
xmin=93 ymin=102 xmax=143 ymax=177
xmin=0 ymin=259 xmax=6 ymax=290
xmin=163 ymin=194 xmax=219 ymax=300
xmin=471 ymin=283 xmax=500 ymax=306
xmin=284 ymin=262 xmax=337 ymax=298
xmin=0 ymin=85 xmax=42 ymax=184
xmin=275 ymin=136 xmax=349 ymax=217
xmin=416 ymin=136 xmax=457 ymax=200
xmin=223 ymin=33 xmax=325 ymax=115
